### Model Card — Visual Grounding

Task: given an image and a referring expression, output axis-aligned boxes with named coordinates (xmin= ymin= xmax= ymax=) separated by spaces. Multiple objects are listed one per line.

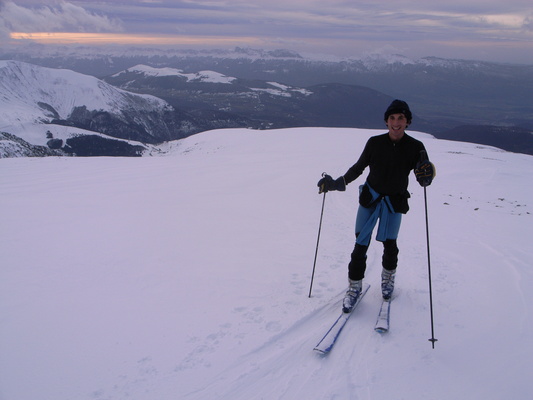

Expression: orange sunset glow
xmin=10 ymin=32 xmax=262 ymax=46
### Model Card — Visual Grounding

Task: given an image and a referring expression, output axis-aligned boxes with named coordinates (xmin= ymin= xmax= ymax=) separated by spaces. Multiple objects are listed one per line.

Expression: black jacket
xmin=343 ymin=133 xmax=427 ymax=213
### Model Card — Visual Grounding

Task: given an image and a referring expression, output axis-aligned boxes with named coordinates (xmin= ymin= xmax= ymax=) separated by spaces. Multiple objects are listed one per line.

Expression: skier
xmin=318 ymin=99 xmax=435 ymax=313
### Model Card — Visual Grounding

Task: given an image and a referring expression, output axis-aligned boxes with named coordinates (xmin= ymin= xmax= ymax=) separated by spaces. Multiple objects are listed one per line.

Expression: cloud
xmin=2 ymin=0 xmax=532 ymax=63
xmin=523 ymin=14 xmax=533 ymax=32
xmin=0 ymin=1 xmax=123 ymax=33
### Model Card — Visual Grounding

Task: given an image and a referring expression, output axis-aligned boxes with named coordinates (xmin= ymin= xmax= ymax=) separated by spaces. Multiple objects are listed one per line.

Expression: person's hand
xmin=317 ymin=174 xmax=346 ymax=193
xmin=415 ymin=161 xmax=435 ymax=187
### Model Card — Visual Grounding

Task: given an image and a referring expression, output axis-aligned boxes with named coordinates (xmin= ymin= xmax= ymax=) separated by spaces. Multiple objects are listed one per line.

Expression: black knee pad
xmin=382 ymin=239 xmax=399 ymax=271
xmin=348 ymin=243 xmax=368 ymax=280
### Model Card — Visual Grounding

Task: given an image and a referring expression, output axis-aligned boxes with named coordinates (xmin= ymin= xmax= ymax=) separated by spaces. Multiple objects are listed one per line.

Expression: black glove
xmin=317 ymin=174 xmax=346 ymax=194
xmin=415 ymin=161 xmax=435 ymax=187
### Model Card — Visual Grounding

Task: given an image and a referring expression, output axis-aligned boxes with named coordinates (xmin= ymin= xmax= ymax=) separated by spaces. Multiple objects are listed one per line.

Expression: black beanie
xmin=384 ymin=100 xmax=412 ymax=123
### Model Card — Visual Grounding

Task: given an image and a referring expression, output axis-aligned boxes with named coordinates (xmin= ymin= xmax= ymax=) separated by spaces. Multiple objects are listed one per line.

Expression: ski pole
xmin=309 ymin=173 xmax=327 ymax=298
xmin=420 ymin=153 xmax=438 ymax=348
xmin=424 ymin=186 xmax=437 ymax=348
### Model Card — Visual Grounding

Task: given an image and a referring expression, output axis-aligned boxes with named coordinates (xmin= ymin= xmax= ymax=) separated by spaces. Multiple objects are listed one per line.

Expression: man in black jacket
xmin=318 ymin=99 xmax=435 ymax=313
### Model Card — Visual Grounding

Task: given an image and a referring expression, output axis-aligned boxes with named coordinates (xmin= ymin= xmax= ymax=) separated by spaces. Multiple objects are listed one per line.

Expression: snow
xmin=1 ymin=127 xmax=532 ymax=400
xmin=1 ymin=123 xmax=150 ymax=150
xmin=115 ymin=64 xmax=237 ymax=84
xmin=0 ymin=60 xmax=170 ymax=135
xmin=250 ymin=82 xmax=313 ymax=98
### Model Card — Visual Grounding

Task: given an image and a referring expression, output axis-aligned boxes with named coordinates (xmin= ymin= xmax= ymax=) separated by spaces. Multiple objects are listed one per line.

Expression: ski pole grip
xmin=318 ymin=172 xmax=328 ymax=194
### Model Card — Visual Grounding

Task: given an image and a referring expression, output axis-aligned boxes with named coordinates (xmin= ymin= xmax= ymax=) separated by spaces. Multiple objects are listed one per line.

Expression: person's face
xmin=386 ymin=113 xmax=409 ymax=142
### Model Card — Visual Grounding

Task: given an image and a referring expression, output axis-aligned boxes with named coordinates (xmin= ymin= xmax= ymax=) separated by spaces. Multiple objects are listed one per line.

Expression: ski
xmin=314 ymin=284 xmax=370 ymax=354
xmin=374 ymin=298 xmax=391 ymax=333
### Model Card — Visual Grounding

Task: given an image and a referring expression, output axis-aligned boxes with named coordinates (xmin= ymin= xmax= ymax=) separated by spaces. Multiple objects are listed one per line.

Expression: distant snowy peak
xmin=115 ymin=64 xmax=237 ymax=84
xmin=356 ymin=53 xmax=417 ymax=68
xmin=0 ymin=60 xmax=197 ymax=151
xmin=0 ymin=60 xmax=170 ymax=127
xmin=340 ymin=53 xmax=491 ymax=71
xmin=357 ymin=54 xmax=505 ymax=72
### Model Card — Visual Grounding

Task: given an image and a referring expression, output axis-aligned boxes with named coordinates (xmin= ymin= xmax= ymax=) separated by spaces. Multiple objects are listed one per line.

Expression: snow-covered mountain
xmin=104 ymin=63 xmax=533 ymax=156
xmin=105 ymin=64 xmax=401 ymax=134
xmin=1 ymin=44 xmax=524 ymax=69
xmin=115 ymin=64 xmax=238 ymax=84
xmin=1 ymin=55 xmax=532 ymax=157
xmin=111 ymin=64 xmax=312 ymax=97
xmin=4 ymin=47 xmax=531 ymax=130
xmin=1 ymin=127 xmax=531 ymax=399
xmin=0 ymin=60 xmax=202 ymax=156
xmin=0 ymin=60 xmax=166 ymax=123
xmin=113 ymin=63 xmax=314 ymax=96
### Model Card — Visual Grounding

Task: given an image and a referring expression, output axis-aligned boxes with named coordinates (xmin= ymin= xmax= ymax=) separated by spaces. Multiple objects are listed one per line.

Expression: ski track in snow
xmin=1 ymin=127 xmax=532 ymax=400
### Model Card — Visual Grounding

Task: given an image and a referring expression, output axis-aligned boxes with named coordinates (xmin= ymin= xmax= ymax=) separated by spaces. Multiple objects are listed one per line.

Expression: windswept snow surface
xmin=1 ymin=127 xmax=532 ymax=400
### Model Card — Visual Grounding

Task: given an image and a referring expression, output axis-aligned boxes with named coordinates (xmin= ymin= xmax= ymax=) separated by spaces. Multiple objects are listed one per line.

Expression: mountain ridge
xmin=0 ymin=60 xmax=206 ymax=156
xmin=1 ymin=56 xmax=532 ymax=157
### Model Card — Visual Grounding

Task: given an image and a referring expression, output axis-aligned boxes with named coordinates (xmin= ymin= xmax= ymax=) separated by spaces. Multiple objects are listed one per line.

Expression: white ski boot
xmin=342 ymin=279 xmax=362 ymax=313
xmin=381 ymin=268 xmax=396 ymax=300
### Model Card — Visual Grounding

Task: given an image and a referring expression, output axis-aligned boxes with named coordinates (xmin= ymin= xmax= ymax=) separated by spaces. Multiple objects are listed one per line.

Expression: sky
xmin=0 ymin=0 xmax=532 ymax=63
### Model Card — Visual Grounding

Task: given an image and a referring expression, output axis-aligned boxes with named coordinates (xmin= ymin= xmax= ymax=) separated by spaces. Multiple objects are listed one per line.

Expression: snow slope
xmin=1 ymin=127 xmax=532 ymax=400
